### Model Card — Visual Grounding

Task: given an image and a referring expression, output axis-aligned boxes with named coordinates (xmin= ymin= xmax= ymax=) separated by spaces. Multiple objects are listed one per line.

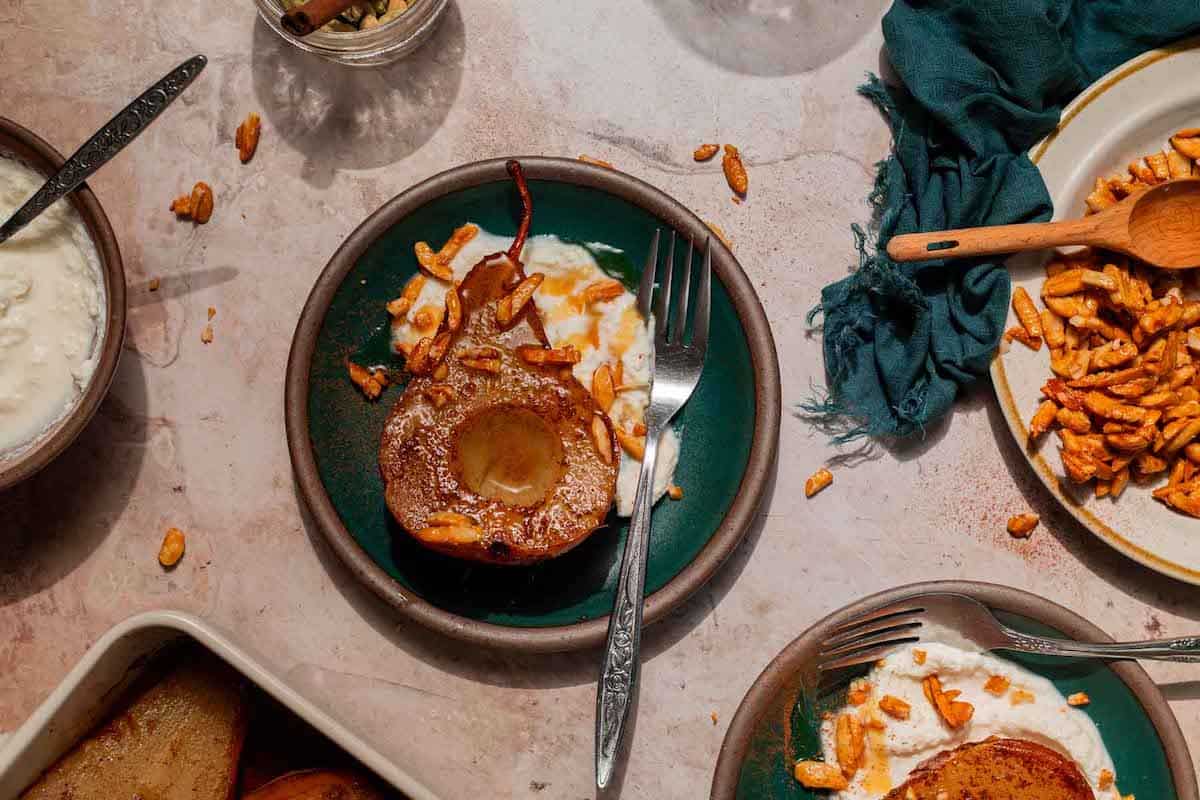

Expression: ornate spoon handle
xmin=0 ymin=55 xmax=207 ymax=244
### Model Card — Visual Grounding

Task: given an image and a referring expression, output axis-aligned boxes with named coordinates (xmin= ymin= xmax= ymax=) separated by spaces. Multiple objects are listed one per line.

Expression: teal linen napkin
xmin=807 ymin=1 xmax=1200 ymax=442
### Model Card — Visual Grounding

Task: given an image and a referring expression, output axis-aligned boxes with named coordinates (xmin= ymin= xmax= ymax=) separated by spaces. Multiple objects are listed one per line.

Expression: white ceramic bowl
xmin=0 ymin=610 xmax=441 ymax=799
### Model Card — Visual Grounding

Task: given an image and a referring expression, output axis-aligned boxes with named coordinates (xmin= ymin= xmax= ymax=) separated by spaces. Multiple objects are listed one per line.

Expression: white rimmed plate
xmin=991 ymin=37 xmax=1200 ymax=584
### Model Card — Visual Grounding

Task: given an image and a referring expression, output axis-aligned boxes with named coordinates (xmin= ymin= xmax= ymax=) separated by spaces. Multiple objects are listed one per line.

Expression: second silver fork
xmin=595 ymin=230 xmax=711 ymax=790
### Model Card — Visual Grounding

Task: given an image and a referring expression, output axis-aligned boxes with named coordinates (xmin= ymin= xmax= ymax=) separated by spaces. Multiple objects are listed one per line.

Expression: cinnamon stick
xmin=281 ymin=0 xmax=360 ymax=36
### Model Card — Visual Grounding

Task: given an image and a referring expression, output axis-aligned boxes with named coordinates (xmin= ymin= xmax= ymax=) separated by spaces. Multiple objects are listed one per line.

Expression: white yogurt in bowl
xmin=0 ymin=156 xmax=105 ymax=456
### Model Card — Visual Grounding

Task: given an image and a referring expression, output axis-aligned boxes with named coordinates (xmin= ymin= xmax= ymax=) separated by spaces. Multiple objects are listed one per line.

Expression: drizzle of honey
xmin=546 ymin=294 xmax=587 ymax=323
xmin=563 ymin=321 xmax=600 ymax=353
xmin=861 ymin=720 xmax=892 ymax=796
xmin=539 ymin=268 xmax=591 ymax=297
xmin=609 ymin=306 xmax=643 ymax=358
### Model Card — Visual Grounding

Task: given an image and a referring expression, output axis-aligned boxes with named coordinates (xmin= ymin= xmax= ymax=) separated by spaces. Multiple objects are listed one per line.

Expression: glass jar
xmin=254 ymin=0 xmax=448 ymax=67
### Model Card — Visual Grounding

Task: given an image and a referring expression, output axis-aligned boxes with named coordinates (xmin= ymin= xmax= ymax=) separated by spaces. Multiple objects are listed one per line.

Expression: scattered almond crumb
xmin=1010 ymin=688 xmax=1035 ymax=706
xmin=668 ymin=484 xmax=684 ymax=500
xmin=235 ymin=112 xmax=261 ymax=164
xmin=1066 ymin=691 xmax=1090 ymax=707
xmin=722 ymin=144 xmax=748 ymax=195
xmin=348 ymin=360 xmax=388 ymax=400
xmin=578 ymin=154 xmax=614 ymax=168
xmin=706 ymin=221 xmax=732 ymax=249
xmin=847 ymin=679 xmax=871 ymax=705
xmin=148 ymin=277 xmax=160 ymax=292
xmin=983 ymin=675 xmax=1011 ymax=696
xmin=710 ymin=711 xmax=718 ymax=726
xmin=878 ymin=695 xmax=910 ymax=720
xmin=1098 ymin=769 xmax=1114 ymax=790
xmin=200 ymin=324 xmax=214 ymax=344
xmin=171 ymin=181 xmax=214 ymax=224
xmin=912 ymin=649 xmax=927 ymax=665
xmin=158 ymin=527 xmax=186 ymax=568
xmin=922 ymin=675 xmax=973 ymax=728
xmin=731 ymin=195 xmax=742 ymax=205
xmin=805 ymin=467 xmax=833 ymax=498
xmin=207 ymin=306 xmax=216 ymax=321
xmin=1007 ymin=513 xmax=1039 ymax=538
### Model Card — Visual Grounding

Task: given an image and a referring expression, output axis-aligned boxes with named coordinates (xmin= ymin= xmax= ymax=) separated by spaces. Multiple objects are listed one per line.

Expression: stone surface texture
xmin=2 ymin=1 xmax=1198 ymax=798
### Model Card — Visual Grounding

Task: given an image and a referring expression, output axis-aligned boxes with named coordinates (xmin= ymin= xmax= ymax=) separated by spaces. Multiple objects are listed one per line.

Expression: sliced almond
xmin=496 ymin=272 xmax=544 ymax=326
xmin=445 ymin=286 xmax=462 ymax=331
xmin=614 ymin=426 xmax=646 ymax=460
xmin=517 ymin=344 xmax=581 ymax=366
xmin=592 ymin=364 xmax=615 ymax=413
xmin=583 ymin=279 xmax=624 ymax=305
xmin=591 ymin=415 xmax=613 ymax=465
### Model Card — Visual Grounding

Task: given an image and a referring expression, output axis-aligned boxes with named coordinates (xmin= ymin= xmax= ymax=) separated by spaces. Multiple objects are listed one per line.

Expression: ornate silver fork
xmin=818 ymin=592 xmax=1200 ymax=672
xmin=595 ymin=230 xmax=710 ymax=790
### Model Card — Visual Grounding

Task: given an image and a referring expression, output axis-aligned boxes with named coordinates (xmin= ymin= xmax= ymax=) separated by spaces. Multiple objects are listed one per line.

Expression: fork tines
xmin=817 ymin=601 xmax=927 ymax=672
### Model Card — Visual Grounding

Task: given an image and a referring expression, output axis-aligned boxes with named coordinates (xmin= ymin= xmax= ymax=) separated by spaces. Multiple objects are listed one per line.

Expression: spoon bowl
xmin=888 ymin=177 xmax=1200 ymax=269
xmin=1127 ymin=179 xmax=1200 ymax=268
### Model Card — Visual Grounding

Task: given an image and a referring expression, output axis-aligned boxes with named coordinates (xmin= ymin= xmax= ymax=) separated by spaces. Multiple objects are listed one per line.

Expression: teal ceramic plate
xmin=285 ymin=157 xmax=780 ymax=652
xmin=711 ymin=581 xmax=1196 ymax=800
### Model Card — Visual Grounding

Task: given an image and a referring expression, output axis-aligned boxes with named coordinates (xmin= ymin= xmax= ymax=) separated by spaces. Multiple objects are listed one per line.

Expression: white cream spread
xmin=390 ymin=226 xmax=680 ymax=514
xmin=820 ymin=642 xmax=1118 ymax=799
xmin=0 ymin=157 xmax=104 ymax=455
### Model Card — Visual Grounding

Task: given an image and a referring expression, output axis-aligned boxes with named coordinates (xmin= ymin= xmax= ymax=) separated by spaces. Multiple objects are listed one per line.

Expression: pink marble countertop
xmin=2 ymin=1 xmax=1198 ymax=797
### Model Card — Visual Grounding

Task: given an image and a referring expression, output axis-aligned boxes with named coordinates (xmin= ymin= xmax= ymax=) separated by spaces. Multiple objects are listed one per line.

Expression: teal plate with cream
xmin=285 ymin=157 xmax=780 ymax=652
xmin=712 ymin=581 xmax=1196 ymax=800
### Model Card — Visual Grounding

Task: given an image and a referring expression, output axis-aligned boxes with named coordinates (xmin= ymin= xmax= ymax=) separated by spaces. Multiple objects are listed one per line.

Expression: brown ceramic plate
xmin=0 ymin=117 xmax=126 ymax=490
xmin=285 ymin=156 xmax=780 ymax=651
xmin=712 ymin=581 xmax=1196 ymax=800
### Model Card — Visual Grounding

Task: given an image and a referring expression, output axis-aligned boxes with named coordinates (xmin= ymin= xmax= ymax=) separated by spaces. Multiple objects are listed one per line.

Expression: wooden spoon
xmin=887 ymin=178 xmax=1200 ymax=269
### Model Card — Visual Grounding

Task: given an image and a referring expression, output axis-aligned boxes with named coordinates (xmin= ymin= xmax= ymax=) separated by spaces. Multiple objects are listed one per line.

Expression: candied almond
xmin=235 ymin=112 xmax=261 ymax=164
xmin=592 ymin=364 xmax=616 ymax=413
xmin=847 ymin=679 xmax=871 ymax=706
xmin=878 ymin=694 xmax=910 ymax=720
xmin=805 ymin=467 xmax=833 ymax=498
xmin=722 ymin=144 xmax=748 ymax=195
xmin=591 ymin=415 xmax=613 ymax=466
xmin=983 ymin=675 xmax=1011 ymax=696
xmin=158 ymin=527 xmax=186 ymax=568
xmin=1006 ymin=513 xmax=1039 ymax=538
xmin=583 ymin=278 xmax=625 ymax=305
xmin=578 ymin=154 xmax=614 ymax=168
xmin=693 ymin=143 xmax=719 ymax=161
xmin=793 ymin=761 xmax=847 ymax=791
xmin=922 ymin=675 xmax=973 ymax=729
xmin=1066 ymin=691 xmax=1090 ymax=707
xmin=834 ymin=714 xmax=865 ymax=778
xmin=615 ymin=426 xmax=646 ymax=461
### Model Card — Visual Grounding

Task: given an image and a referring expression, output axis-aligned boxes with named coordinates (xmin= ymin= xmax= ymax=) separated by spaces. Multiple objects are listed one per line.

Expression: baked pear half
xmin=379 ymin=162 xmax=618 ymax=565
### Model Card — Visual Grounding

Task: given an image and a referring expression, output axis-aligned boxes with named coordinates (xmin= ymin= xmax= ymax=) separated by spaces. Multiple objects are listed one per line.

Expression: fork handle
xmin=595 ymin=429 xmax=660 ymax=790
xmin=1002 ymin=630 xmax=1200 ymax=662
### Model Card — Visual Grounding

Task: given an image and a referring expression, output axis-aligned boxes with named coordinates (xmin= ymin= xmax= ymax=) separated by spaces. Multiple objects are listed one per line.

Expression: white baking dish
xmin=0 ymin=610 xmax=441 ymax=800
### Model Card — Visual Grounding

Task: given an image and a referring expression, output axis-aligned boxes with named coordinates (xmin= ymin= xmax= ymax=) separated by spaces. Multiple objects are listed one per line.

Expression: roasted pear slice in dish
xmin=379 ymin=161 xmax=619 ymax=565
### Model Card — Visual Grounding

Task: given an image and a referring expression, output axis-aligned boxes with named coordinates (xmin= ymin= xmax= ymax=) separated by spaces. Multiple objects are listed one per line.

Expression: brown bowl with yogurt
xmin=0 ymin=117 xmax=125 ymax=490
